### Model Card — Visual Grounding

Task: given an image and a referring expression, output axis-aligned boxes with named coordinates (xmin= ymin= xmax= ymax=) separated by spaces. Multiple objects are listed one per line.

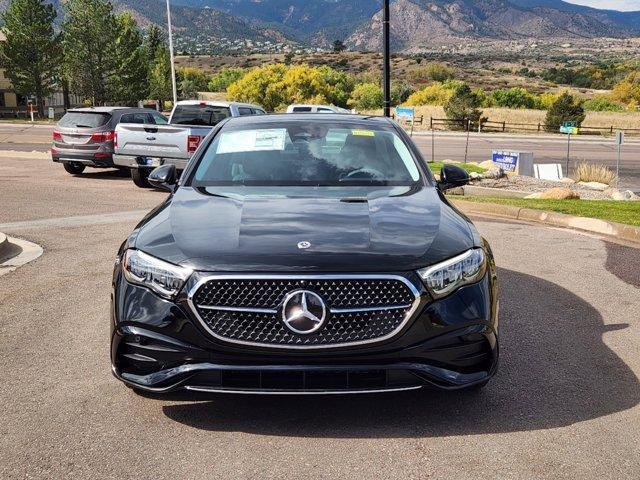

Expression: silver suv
xmin=52 ymin=107 xmax=167 ymax=175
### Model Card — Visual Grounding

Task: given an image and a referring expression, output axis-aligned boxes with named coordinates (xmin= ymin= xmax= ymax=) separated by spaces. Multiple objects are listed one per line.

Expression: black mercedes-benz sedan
xmin=111 ymin=114 xmax=499 ymax=395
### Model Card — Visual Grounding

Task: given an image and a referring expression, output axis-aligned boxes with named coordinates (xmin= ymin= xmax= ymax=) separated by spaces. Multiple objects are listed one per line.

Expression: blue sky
xmin=566 ymin=0 xmax=640 ymax=10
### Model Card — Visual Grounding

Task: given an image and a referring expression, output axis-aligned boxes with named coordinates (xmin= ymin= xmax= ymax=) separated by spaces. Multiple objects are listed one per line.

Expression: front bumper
xmin=111 ymin=270 xmax=499 ymax=394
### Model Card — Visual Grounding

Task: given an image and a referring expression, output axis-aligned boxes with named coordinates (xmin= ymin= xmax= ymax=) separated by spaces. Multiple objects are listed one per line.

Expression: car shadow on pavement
xmin=161 ymin=268 xmax=640 ymax=437
xmin=74 ymin=169 xmax=130 ymax=181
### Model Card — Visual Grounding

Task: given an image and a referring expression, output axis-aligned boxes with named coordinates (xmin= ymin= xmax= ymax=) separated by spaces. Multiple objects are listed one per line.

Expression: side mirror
xmin=148 ymin=164 xmax=177 ymax=192
xmin=438 ymin=164 xmax=469 ymax=191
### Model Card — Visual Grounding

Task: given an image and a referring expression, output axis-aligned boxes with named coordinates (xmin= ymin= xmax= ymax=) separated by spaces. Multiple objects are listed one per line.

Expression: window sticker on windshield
xmin=351 ymin=129 xmax=375 ymax=137
xmin=217 ymin=129 xmax=287 ymax=154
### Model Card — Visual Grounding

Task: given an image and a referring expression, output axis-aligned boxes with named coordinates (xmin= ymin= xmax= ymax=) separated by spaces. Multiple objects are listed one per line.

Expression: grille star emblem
xmin=281 ymin=290 xmax=327 ymax=335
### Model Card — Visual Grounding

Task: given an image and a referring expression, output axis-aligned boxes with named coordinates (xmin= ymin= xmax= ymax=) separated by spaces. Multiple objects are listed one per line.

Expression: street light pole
xmin=166 ymin=0 xmax=178 ymax=106
xmin=382 ymin=0 xmax=391 ymax=117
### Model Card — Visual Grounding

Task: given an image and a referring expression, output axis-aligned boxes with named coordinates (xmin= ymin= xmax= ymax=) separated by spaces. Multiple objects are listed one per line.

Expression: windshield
xmin=190 ymin=121 xmax=422 ymax=187
xmin=58 ymin=112 xmax=111 ymax=129
xmin=171 ymin=104 xmax=231 ymax=126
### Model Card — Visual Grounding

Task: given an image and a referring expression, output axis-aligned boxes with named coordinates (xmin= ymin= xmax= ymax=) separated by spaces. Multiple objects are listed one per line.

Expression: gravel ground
xmin=474 ymin=175 xmax=615 ymax=199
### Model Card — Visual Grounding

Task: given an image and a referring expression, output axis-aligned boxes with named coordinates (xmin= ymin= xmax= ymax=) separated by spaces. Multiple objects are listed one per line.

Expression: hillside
xmin=2 ymin=0 xmax=640 ymax=54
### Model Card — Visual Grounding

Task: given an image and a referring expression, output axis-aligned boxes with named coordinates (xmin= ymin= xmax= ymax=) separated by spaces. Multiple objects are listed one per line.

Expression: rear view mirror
xmin=438 ymin=165 xmax=470 ymax=191
xmin=148 ymin=164 xmax=177 ymax=192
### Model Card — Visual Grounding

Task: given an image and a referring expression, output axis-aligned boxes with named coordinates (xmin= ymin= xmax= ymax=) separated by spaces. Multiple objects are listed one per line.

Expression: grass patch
xmin=428 ymin=161 xmax=487 ymax=175
xmin=457 ymin=196 xmax=640 ymax=227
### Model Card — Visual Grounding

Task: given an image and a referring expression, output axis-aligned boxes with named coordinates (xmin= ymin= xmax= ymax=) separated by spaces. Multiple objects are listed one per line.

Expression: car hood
xmin=132 ymin=186 xmax=476 ymax=272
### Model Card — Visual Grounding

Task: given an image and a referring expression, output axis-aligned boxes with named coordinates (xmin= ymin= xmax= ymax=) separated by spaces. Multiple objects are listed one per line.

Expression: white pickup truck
xmin=114 ymin=100 xmax=266 ymax=188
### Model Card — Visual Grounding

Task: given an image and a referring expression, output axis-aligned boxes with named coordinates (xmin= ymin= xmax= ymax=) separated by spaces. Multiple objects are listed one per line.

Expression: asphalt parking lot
xmin=1 ymin=152 xmax=639 ymax=478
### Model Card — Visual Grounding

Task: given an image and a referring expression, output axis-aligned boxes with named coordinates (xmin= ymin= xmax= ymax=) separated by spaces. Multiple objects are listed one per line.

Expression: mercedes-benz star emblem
xmin=281 ymin=290 xmax=327 ymax=335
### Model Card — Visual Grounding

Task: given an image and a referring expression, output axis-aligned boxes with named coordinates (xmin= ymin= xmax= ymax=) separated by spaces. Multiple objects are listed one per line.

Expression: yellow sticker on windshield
xmin=351 ymin=129 xmax=375 ymax=137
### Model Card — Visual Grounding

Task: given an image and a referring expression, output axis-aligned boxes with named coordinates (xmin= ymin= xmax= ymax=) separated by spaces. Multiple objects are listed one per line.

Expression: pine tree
xmin=144 ymin=24 xmax=165 ymax=62
xmin=545 ymin=92 xmax=586 ymax=132
xmin=444 ymin=84 xmax=483 ymax=130
xmin=62 ymin=0 xmax=117 ymax=105
xmin=110 ymin=12 xmax=149 ymax=106
xmin=0 ymin=0 xmax=62 ymax=116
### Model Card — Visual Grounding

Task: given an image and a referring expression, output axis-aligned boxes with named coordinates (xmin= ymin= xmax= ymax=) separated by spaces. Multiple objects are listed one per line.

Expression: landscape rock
xmin=479 ymin=160 xmax=496 ymax=170
xmin=525 ymin=192 xmax=543 ymax=199
xmin=578 ymin=181 xmax=609 ymax=191
xmin=558 ymin=177 xmax=576 ymax=184
xmin=469 ymin=172 xmax=483 ymax=180
xmin=484 ymin=167 xmax=505 ymax=179
xmin=608 ymin=189 xmax=639 ymax=201
xmin=539 ymin=188 xmax=580 ymax=200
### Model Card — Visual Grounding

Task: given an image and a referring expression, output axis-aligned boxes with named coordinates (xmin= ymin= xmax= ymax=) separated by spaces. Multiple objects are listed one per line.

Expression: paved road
xmin=1 ymin=121 xmax=639 ymax=191
xmin=0 ymin=154 xmax=638 ymax=479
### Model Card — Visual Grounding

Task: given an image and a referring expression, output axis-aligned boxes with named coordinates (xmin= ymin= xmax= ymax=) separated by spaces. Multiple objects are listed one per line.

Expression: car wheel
xmin=63 ymin=162 xmax=86 ymax=175
xmin=131 ymin=168 xmax=151 ymax=188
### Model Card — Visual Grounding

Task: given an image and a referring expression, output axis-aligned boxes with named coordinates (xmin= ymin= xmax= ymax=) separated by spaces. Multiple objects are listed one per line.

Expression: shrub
xmin=583 ymin=96 xmax=624 ymax=112
xmin=573 ymin=162 xmax=616 ymax=185
xmin=491 ymin=87 xmax=540 ymax=109
xmin=539 ymin=92 xmax=560 ymax=109
xmin=544 ymin=92 xmax=585 ymax=132
xmin=443 ymin=84 xmax=483 ymax=129
xmin=409 ymin=62 xmax=455 ymax=83
xmin=208 ymin=68 xmax=246 ymax=92
xmin=227 ymin=63 xmax=354 ymax=111
xmin=391 ymin=82 xmax=415 ymax=105
xmin=610 ymin=71 xmax=640 ymax=108
xmin=176 ymin=67 xmax=210 ymax=93
xmin=405 ymin=80 xmax=462 ymax=106
xmin=348 ymin=82 xmax=383 ymax=110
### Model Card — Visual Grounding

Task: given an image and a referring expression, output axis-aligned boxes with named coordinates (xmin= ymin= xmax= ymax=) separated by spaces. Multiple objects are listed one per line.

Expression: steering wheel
xmin=340 ymin=168 xmax=385 ymax=181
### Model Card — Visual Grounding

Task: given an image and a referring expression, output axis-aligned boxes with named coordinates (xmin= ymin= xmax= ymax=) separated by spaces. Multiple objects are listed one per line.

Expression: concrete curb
xmin=0 ymin=232 xmax=8 ymax=260
xmin=0 ymin=235 xmax=44 ymax=277
xmin=453 ymin=199 xmax=640 ymax=245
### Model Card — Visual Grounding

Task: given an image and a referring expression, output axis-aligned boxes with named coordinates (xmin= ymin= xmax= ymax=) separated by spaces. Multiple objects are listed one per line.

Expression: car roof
xmin=67 ymin=107 xmax=134 ymax=113
xmin=224 ymin=113 xmax=392 ymax=126
xmin=175 ymin=100 xmax=264 ymax=109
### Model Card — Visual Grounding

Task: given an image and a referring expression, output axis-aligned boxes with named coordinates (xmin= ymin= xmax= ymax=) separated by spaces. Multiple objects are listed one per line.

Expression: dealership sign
xmin=492 ymin=151 xmax=519 ymax=172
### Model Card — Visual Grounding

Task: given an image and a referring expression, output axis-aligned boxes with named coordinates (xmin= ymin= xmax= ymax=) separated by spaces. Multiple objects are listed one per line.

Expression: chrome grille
xmin=189 ymin=275 xmax=421 ymax=349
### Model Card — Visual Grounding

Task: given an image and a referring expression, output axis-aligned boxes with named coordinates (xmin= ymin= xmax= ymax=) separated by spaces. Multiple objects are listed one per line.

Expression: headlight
xmin=122 ymin=249 xmax=192 ymax=299
xmin=417 ymin=249 xmax=486 ymax=299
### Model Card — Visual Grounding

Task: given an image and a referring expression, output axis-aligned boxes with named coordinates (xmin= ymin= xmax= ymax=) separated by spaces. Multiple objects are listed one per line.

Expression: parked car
xmin=51 ymin=107 xmax=167 ymax=175
xmin=111 ymin=114 xmax=499 ymax=395
xmin=114 ymin=100 xmax=266 ymax=188
xmin=287 ymin=104 xmax=351 ymax=113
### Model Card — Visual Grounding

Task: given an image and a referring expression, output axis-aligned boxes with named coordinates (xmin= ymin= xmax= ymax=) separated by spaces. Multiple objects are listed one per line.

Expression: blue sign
xmin=492 ymin=151 xmax=518 ymax=172
xmin=395 ymin=106 xmax=415 ymax=121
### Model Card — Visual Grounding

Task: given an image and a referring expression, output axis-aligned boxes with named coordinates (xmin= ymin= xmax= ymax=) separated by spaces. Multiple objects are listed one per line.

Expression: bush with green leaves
xmin=208 ymin=68 xmax=246 ymax=92
xmin=176 ymin=67 xmax=209 ymax=99
xmin=443 ymin=84 xmax=483 ymax=129
xmin=227 ymin=63 xmax=354 ymax=111
xmin=544 ymin=92 xmax=586 ymax=132
xmin=583 ymin=96 xmax=624 ymax=112
xmin=409 ymin=62 xmax=455 ymax=83
xmin=348 ymin=82 xmax=383 ymax=110
xmin=491 ymin=87 xmax=540 ymax=109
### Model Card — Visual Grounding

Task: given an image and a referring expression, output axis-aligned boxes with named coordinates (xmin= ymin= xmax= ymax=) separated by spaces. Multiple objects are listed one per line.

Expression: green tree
xmin=110 ymin=12 xmax=148 ymax=105
xmin=0 ymin=0 xmax=61 ymax=116
xmin=491 ymin=87 xmax=539 ymax=109
xmin=443 ymin=84 xmax=483 ymax=129
xmin=149 ymin=46 xmax=173 ymax=107
xmin=62 ymin=0 xmax=117 ymax=105
xmin=348 ymin=83 xmax=383 ymax=110
xmin=544 ymin=92 xmax=586 ymax=132
xmin=177 ymin=67 xmax=210 ymax=97
xmin=144 ymin=24 xmax=165 ymax=61
xmin=332 ymin=40 xmax=346 ymax=53
xmin=391 ymin=82 xmax=415 ymax=106
xmin=208 ymin=68 xmax=246 ymax=92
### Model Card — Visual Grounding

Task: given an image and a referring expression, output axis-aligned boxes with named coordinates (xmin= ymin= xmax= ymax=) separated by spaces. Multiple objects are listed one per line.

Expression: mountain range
xmin=3 ymin=0 xmax=640 ymax=52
